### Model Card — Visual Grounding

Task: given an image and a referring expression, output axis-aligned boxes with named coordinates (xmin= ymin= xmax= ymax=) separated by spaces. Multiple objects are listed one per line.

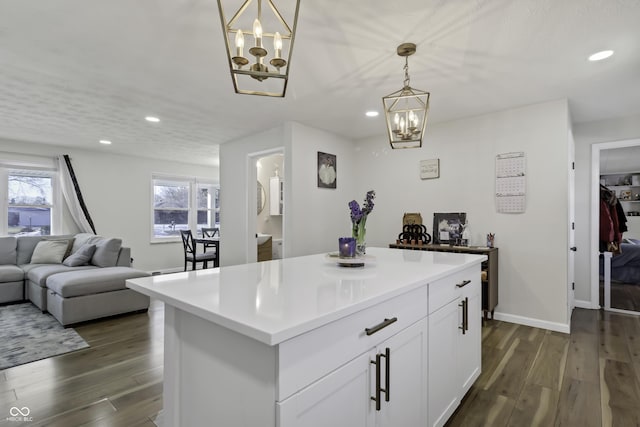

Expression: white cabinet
xmin=427 ymin=267 xmax=481 ymax=427
xmin=270 ymin=176 xmax=283 ymax=216
xmin=278 ymin=319 xmax=428 ymax=427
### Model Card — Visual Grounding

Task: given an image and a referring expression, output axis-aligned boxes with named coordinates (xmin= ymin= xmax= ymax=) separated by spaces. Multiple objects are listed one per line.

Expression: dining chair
xmin=180 ymin=230 xmax=217 ymax=271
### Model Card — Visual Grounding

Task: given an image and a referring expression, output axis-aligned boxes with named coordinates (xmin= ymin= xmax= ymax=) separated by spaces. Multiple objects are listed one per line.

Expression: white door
xmin=428 ymin=299 xmax=460 ymax=427
xmin=377 ymin=318 xmax=428 ymax=427
xmin=277 ymin=351 xmax=375 ymax=427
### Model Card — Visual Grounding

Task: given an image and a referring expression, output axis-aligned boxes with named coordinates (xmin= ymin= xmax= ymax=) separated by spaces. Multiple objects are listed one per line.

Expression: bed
xmin=601 ymin=238 xmax=640 ymax=284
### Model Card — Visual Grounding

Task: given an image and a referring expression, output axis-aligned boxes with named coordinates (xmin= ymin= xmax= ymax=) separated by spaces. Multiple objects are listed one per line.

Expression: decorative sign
xmin=420 ymin=159 xmax=440 ymax=179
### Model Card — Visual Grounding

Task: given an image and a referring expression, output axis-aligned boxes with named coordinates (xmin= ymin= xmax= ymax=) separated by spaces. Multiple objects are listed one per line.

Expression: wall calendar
xmin=495 ymin=151 xmax=526 ymax=213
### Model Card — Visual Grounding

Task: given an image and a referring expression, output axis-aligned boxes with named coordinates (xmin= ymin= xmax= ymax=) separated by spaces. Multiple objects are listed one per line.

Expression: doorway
xmin=249 ymin=148 xmax=285 ymax=263
xmin=591 ymin=139 xmax=640 ymax=314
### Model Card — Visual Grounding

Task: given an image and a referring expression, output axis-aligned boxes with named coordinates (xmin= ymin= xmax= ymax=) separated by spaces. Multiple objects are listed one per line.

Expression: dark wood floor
xmin=0 ymin=301 xmax=165 ymax=427
xmin=2 ymin=303 xmax=640 ymax=426
xmin=446 ymin=309 xmax=640 ymax=427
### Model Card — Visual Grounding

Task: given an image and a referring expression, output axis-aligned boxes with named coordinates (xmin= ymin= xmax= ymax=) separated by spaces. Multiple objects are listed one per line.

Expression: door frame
xmin=248 ymin=147 xmax=285 ymax=263
xmin=590 ymin=138 xmax=640 ymax=310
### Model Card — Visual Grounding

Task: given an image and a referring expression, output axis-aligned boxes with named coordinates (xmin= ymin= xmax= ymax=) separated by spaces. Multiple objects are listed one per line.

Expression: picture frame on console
xmin=433 ymin=212 xmax=467 ymax=245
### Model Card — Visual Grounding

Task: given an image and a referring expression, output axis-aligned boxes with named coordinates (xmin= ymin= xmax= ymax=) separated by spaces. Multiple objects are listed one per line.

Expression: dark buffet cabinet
xmin=389 ymin=243 xmax=498 ymax=320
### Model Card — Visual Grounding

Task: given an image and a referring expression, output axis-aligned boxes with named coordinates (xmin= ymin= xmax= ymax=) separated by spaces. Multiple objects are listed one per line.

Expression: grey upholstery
xmin=0 ymin=233 xmax=150 ymax=325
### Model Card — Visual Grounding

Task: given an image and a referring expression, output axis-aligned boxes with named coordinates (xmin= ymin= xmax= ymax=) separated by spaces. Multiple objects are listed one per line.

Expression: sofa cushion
xmin=89 ymin=237 xmax=122 ymax=268
xmin=27 ymin=264 xmax=98 ymax=287
xmin=46 ymin=267 xmax=151 ymax=298
xmin=0 ymin=237 xmax=17 ymax=265
xmin=16 ymin=235 xmax=74 ymax=265
xmin=30 ymin=240 xmax=70 ymax=264
xmin=63 ymin=244 xmax=97 ymax=267
xmin=72 ymin=233 xmax=95 ymax=253
xmin=0 ymin=265 xmax=24 ymax=282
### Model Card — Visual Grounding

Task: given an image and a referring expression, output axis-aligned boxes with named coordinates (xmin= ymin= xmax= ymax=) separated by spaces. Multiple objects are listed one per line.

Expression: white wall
xmin=355 ymin=99 xmax=571 ymax=329
xmin=573 ymin=114 xmax=640 ymax=303
xmin=0 ymin=138 xmax=218 ymax=272
xmin=219 ymin=122 xmax=357 ymax=266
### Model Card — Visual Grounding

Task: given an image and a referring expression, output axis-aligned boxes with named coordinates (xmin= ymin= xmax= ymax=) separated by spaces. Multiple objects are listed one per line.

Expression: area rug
xmin=0 ymin=303 xmax=89 ymax=370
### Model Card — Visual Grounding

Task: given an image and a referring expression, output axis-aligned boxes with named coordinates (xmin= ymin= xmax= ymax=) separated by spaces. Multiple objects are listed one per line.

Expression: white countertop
xmin=126 ymin=247 xmax=485 ymax=345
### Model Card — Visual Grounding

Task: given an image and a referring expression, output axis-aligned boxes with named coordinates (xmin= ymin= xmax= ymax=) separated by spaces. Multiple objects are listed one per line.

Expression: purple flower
xmin=348 ymin=190 xmax=375 ymax=226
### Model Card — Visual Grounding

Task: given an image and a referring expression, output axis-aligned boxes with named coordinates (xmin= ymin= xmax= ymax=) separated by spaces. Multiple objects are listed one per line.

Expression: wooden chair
xmin=180 ymin=230 xmax=217 ymax=271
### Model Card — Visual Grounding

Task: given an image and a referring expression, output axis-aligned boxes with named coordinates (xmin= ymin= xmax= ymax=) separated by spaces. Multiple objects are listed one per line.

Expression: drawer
xmin=428 ymin=266 xmax=479 ymax=314
xmin=277 ymin=284 xmax=429 ymax=401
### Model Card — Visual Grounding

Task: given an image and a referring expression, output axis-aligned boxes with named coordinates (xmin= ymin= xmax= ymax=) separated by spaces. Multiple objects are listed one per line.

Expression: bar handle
xmin=456 ymin=279 xmax=472 ymax=288
xmin=370 ymin=353 xmax=382 ymax=411
xmin=459 ymin=297 xmax=468 ymax=335
xmin=365 ymin=317 xmax=398 ymax=336
xmin=383 ymin=347 xmax=390 ymax=402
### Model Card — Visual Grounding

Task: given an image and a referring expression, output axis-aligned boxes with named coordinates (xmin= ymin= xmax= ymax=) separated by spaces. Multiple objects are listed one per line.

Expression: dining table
xmin=195 ymin=236 xmax=220 ymax=268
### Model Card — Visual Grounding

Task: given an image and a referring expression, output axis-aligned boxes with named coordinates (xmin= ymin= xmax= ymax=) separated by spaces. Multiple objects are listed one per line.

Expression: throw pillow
xmin=90 ymin=237 xmax=123 ymax=267
xmin=30 ymin=240 xmax=70 ymax=264
xmin=62 ymin=243 xmax=97 ymax=267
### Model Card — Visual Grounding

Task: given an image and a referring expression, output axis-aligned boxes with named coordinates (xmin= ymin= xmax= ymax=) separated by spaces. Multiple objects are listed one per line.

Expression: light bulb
xmin=394 ymin=113 xmax=400 ymax=130
xmin=274 ymin=32 xmax=282 ymax=58
xmin=235 ymin=30 xmax=245 ymax=57
xmin=253 ymin=19 xmax=263 ymax=47
xmin=400 ymin=117 xmax=405 ymax=134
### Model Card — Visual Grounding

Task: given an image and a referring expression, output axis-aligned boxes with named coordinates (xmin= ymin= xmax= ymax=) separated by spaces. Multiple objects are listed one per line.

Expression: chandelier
xmin=382 ymin=43 xmax=430 ymax=149
xmin=217 ymin=0 xmax=300 ymax=97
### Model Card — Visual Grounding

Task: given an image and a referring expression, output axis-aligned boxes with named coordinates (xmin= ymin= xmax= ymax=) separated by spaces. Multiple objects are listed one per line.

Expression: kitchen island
xmin=126 ymin=247 xmax=486 ymax=427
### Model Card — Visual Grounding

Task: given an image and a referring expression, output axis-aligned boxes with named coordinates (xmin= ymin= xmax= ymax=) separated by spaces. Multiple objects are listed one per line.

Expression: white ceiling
xmin=1 ymin=0 xmax=639 ymax=166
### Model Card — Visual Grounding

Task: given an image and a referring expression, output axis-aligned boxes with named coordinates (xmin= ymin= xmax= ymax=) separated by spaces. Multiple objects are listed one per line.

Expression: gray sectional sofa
xmin=0 ymin=233 xmax=151 ymax=325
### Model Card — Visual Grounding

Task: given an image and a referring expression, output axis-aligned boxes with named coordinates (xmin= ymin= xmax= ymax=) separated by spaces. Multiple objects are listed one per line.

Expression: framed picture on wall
xmin=433 ymin=212 xmax=467 ymax=244
xmin=317 ymin=152 xmax=337 ymax=188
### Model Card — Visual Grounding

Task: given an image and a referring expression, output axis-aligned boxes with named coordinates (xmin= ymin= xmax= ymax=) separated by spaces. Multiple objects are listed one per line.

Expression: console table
xmin=389 ymin=243 xmax=498 ymax=320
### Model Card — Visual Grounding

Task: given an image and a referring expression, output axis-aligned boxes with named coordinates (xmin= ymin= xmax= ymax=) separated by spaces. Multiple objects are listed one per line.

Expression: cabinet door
xmin=278 ymin=351 xmax=375 ymax=427
xmin=458 ymin=280 xmax=481 ymax=394
xmin=428 ymin=298 xmax=460 ymax=427
xmin=377 ymin=318 xmax=428 ymax=427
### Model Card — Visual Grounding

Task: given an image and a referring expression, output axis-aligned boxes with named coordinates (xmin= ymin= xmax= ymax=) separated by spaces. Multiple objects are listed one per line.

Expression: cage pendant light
xmin=382 ymin=43 xmax=430 ymax=149
xmin=217 ymin=0 xmax=300 ymax=97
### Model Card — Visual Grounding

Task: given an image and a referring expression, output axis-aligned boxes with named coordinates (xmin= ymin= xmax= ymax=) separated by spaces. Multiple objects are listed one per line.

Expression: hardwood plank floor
xmin=2 ymin=302 xmax=640 ymax=426
xmin=447 ymin=309 xmax=640 ymax=427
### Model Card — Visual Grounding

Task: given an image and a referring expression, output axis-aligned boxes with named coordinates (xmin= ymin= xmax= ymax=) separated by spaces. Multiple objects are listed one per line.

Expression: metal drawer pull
xmin=371 ymin=353 xmax=382 ymax=411
xmin=365 ymin=317 xmax=398 ymax=336
xmin=456 ymin=279 xmax=472 ymax=288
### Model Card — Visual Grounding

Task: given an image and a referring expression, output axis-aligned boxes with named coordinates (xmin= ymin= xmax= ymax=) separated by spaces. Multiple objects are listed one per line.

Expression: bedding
xmin=601 ymin=240 xmax=640 ymax=284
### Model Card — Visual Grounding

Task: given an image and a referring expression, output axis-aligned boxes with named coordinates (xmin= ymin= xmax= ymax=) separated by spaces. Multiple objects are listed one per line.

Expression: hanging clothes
xmin=600 ymin=185 xmax=626 ymax=254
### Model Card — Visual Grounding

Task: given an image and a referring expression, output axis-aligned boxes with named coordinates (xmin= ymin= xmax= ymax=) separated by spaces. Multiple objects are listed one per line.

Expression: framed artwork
xmin=433 ymin=212 xmax=467 ymax=244
xmin=317 ymin=152 xmax=337 ymax=188
xmin=420 ymin=159 xmax=440 ymax=179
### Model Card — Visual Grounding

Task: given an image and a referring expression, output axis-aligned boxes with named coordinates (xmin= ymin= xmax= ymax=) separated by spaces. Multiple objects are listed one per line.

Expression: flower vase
xmin=353 ymin=220 xmax=367 ymax=256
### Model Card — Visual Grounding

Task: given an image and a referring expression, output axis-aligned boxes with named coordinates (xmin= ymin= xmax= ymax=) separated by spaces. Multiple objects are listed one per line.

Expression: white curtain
xmin=57 ymin=155 xmax=96 ymax=234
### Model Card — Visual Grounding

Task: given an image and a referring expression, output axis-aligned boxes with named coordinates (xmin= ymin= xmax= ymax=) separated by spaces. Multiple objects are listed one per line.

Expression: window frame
xmin=150 ymin=174 xmax=218 ymax=243
xmin=0 ymin=165 xmax=60 ymax=236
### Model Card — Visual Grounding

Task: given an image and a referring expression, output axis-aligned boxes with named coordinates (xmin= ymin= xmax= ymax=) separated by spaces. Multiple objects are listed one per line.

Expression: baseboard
xmin=574 ymin=299 xmax=598 ymax=309
xmin=492 ymin=311 xmax=570 ymax=334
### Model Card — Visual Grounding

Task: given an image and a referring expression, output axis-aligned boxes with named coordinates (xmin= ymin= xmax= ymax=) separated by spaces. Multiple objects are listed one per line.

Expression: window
xmin=152 ymin=175 xmax=218 ymax=241
xmin=1 ymin=168 xmax=57 ymax=236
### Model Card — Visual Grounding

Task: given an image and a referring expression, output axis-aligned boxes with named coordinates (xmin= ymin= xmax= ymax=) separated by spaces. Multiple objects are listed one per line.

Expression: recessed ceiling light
xmin=145 ymin=116 xmax=161 ymax=123
xmin=588 ymin=50 xmax=614 ymax=61
xmin=99 ymin=140 xmax=112 ymax=145
xmin=365 ymin=111 xmax=379 ymax=117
